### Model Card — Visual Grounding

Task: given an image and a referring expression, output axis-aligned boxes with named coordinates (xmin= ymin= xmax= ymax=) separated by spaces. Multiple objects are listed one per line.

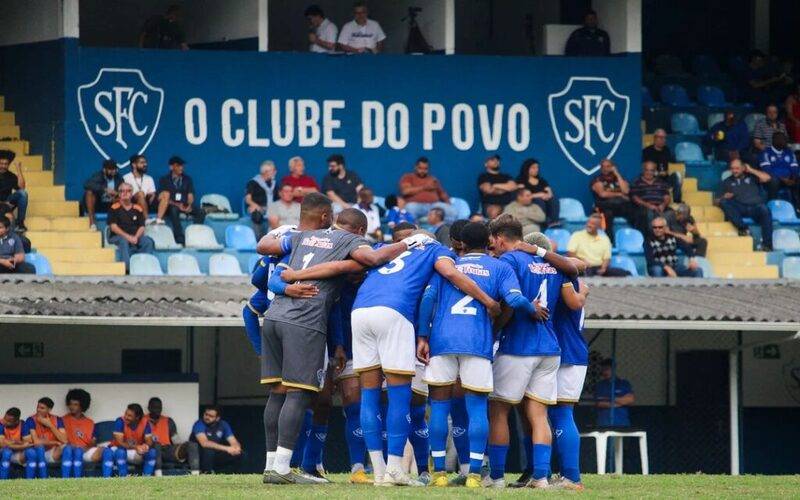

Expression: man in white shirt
xmin=338 ymin=2 xmax=386 ymax=54
xmin=123 ymin=154 xmax=157 ymax=216
xmin=305 ymin=5 xmax=338 ymax=53
xmin=356 ymin=187 xmax=382 ymax=242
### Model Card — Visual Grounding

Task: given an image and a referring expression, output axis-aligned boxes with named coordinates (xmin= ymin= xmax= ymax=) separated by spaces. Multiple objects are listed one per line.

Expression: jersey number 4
xmin=534 ymin=279 xmax=548 ymax=309
xmin=450 ymin=295 xmax=477 ymax=316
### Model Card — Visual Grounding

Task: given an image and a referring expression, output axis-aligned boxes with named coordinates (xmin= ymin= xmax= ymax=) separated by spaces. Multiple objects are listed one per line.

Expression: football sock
xmin=450 ymin=396 xmax=470 ymax=471
xmin=276 ymin=391 xmax=314 ymax=451
xmin=464 ymin=393 xmax=489 ymax=474
xmin=429 ymin=398 xmax=451 ymax=472
xmin=408 ymin=402 xmax=429 ymax=473
xmin=61 ymin=445 xmax=73 ymax=478
xmin=386 ymin=384 xmax=412 ymax=462
xmin=35 ymin=445 xmax=47 ymax=478
xmin=101 ymin=447 xmax=114 ymax=478
xmin=379 ymin=400 xmax=388 ymax=461
xmin=291 ymin=410 xmax=312 ymax=468
xmin=0 ymin=447 xmax=12 ymax=479
xmin=72 ymin=446 xmax=83 ymax=478
xmin=142 ymin=448 xmax=157 ymax=476
xmin=273 ymin=446 xmax=293 ymax=475
xmin=549 ymin=405 xmax=581 ymax=483
xmin=301 ymin=424 xmax=328 ymax=473
xmin=533 ymin=444 xmax=552 ymax=480
xmin=263 ymin=392 xmax=285 ymax=466
xmin=24 ymin=448 xmax=36 ymax=479
xmin=241 ymin=304 xmax=262 ymax=355
xmin=361 ymin=387 xmax=385 ymax=478
xmin=114 ymin=447 xmax=128 ymax=477
xmin=343 ymin=403 xmax=366 ymax=470
xmin=487 ymin=444 xmax=509 ymax=480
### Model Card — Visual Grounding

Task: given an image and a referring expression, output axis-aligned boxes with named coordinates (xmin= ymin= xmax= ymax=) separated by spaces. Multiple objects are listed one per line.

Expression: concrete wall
xmin=455 ymin=0 xmax=560 ymax=56
xmin=0 ymin=0 xmax=62 ymax=46
xmin=593 ymin=0 xmax=642 ymax=53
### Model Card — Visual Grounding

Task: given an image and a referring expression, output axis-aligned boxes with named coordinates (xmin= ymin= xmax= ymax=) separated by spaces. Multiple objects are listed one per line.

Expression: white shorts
xmin=352 ymin=306 xmax=416 ymax=375
xmin=111 ymin=447 xmax=144 ymax=464
xmin=491 ymin=354 xmax=560 ymax=404
xmin=424 ymin=355 xmax=493 ymax=393
xmin=10 ymin=451 xmax=24 ymax=464
xmin=334 ymin=359 xmax=358 ymax=382
xmin=44 ymin=447 xmax=59 ymax=464
xmin=412 ymin=362 xmax=428 ymax=397
xmin=556 ymin=364 xmax=588 ymax=403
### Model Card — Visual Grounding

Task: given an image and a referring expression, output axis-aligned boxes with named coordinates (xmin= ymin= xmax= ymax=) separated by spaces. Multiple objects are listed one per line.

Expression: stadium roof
xmin=2 ymin=276 xmax=800 ymax=331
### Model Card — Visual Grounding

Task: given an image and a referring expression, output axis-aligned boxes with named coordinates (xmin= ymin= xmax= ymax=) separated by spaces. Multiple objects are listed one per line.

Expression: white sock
xmin=154 ymin=469 xmax=162 ymax=477
xmin=368 ymin=450 xmax=386 ymax=479
xmin=191 ymin=470 xmax=200 ymax=476
xmin=351 ymin=463 xmax=364 ymax=473
xmin=459 ymin=463 xmax=470 ymax=476
xmin=265 ymin=451 xmax=276 ymax=472
xmin=386 ymin=454 xmax=403 ymax=471
xmin=273 ymin=447 xmax=293 ymax=475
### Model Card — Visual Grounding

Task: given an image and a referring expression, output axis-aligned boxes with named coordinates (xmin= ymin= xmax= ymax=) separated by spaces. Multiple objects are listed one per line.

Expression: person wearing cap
xmin=83 ymin=159 xmax=124 ymax=230
xmin=155 ymin=156 xmax=205 ymax=245
xmin=0 ymin=150 xmax=27 ymax=232
xmin=477 ymin=154 xmax=517 ymax=219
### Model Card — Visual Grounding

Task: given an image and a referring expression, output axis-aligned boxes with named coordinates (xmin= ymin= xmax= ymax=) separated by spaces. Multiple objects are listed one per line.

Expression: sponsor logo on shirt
xmin=457 ymin=263 xmax=490 ymax=277
xmin=528 ymin=262 xmax=558 ymax=274
xmin=302 ymin=236 xmax=334 ymax=249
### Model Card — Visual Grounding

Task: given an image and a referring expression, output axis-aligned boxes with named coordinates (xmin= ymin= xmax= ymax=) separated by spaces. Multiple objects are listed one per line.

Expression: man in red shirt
xmin=110 ymin=403 xmax=157 ymax=477
xmin=281 ymin=156 xmax=319 ymax=203
xmin=144 ymin=397 xmax=200 ymax=476
xmin=398 ymin=157 xmax=456 ymax=222
xmin=23 ymin=397 xmax=68 ymax=479
xmin=62 ymin=389 xmax=113 ymax=478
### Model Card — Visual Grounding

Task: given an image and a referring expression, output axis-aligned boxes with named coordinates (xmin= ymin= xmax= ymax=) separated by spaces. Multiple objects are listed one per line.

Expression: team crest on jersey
xmin=302 ymin=236 xmax=334 ymax=249
xmin=783 ymin=358 xmax=800 ymax=404
xmin=452 ymin=426 xmax=466 ymax=438
xmin=353 ymin=427 xmax=364 ymax=438
xmin=316 ymin=368 xmax=325 ymax=385
xmin=414 ymin=428 xmax=429 ymax=439
xmin=528 ymin=262 xmax=558 ymax=274
xmin=457 ymin=263 xmax=490 ymax=277
xmin=76 ymin=430 xmax=86 ymax=439
xmin=315 ymin=432 xmax=327 ymax=441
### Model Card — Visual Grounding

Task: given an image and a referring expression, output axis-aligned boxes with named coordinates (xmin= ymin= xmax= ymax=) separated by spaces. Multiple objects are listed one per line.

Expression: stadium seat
xmin=642 ymin=86 xmax=654 ymax=106
xmin=200 ymin=194 xmax=239 ymax=220
xmin=145 ymin=224 xmax=183 ymax=250
xmin=373 ymin=195 xmax=386 ymax=211
xmin=25 ymin=252 xmax=52 ymax=276
xmin=450 ymin=197 xmax=471 ymax=220
xmin=768 ymin=200 xmax=800 ymax=225
xmin=167 ymin=253 xmax=203 ymax=276
xmin=559 ymin=198 xmax=587 ymax=222
xmin=184 ymin=224 xmax=224 ymax=250
xmin=674 ymin=142 xmax=707 ymax=163
xmin=225 ymin=224 xmax=258 ymax=250
xmin=615 ymin=228 xmax=645 ymax=254
xmin=782 ymin=257 xmax=800 ymax=278
xmin=691 ymin=55 xmax=722 ymax=77
xmin=671 ymin=112 xmax=702 ymax=135
xmin=659 ymin=84 xmax=691 ymax=106
xmin=129 ymin=254 xmax=164 ymax=276
xmin=744 ymin=113 xmax=765 ymax=134
xmin=247 ymin=253 xmax=261 ymax=274
xmin=773 ymin=229 xmax=800 ymax=254
xmin=697 ymin=86 xmax=729 ymax=107
xmin=694 ymin=256 xmax=715 ymax=278
xmin=209 ymin=253 xmax=244 ymax=276
xmin=544 ymin=228 xmax=571 ymax=253
xmin=707 ymin=112 xmax=725 ymax=130
xmin=611 ymin=255 xmax=639 ymax=276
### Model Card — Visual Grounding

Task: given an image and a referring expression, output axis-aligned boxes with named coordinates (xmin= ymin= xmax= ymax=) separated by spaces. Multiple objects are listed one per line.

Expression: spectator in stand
xmin=630 ymin=161 xmax=671 ymax=234
xmin=744 ymin=51 xmax=791 ymax=108
xmin=643 ymin=129 xmax=682 ymax=203
xmin=190 ymin=406 xmax=242 ymax=474
xmin=469 ymin=213 xmax=486 ymax=223
xmin=62 ymin=388 xmax=112 ymax=478
xmin=502 ymin=187 xmax=546 ymax=235
xmin=516 ymin=158 xmax=560 ymax=227
xmin=355 ymin=187 xmax=383 ymax=242
xmin=108 ymin=183 xmax=155 ymax=273
xmin=155 ymin=156 xmax=205 ymax=245
xmin=477 ymin=154 xmax=517 ymax=218
xmin=322 ymin=154 xmax=363 ymax=209
xmin=305 ymin=5 xmax=338 ymax=53
xmin=110 ymin=403 xmax=157 ymax=477
xmin=785 ymin=83 xmax=800 ymax=143
xmin=0 ymin=150 xmax=27 ymax=231
xmin=83 ymin=159 xmax=123 ymax=230
xmin=753 ymin=104 xmax=788 ymax=153
xmin=594 ymin=359 xmax=634 ymax=427
xmin=567 ymin=214 xmax=631 ymax=277
xmin=281 ymin=156 xmax=319 ymax=203
xmin=145 ymin=397 xmax=200 ymax=476
xmin=718 ymin=159 xmax=773 ymax=250
xmin=427 ymin=207 xmax=450 ymax=246
xmin=591 ymin=158 xmax=631 ymax=244
xmin=0 ymin=217 xmax=34 ymax=274
xmin=245 ymin=160 xmax=279 ymax=238
xmin=759 ymin=132 xmax=798 ymax=205
xmin=139 ymin=4 xmax=188 ymax=50
xmin=399 ymin=157 xmax=456 ymax=222
xmin=123 ymin=155 xmax=157 ymax=217
xmin=665 ymin=203 xmax=708 ymax=257
xmin=267 ymin=185 xmax=301 ymax=229
xmin=708 ymin=111 xmax=751 ymax=162
xmin=1 ymin=407 xmax=30 ymax=480
xmin=645 ymin=217 xmax=702 ymax=278
xmin=565 ymin=9 xmax=610 ymax=57
xmin=338 ymin=1 xmax=386 ymax=54
xmin=384 ymin=194 xmax=415 ymax=232
xmin=22 ymin=397 xmax=67 ymax=479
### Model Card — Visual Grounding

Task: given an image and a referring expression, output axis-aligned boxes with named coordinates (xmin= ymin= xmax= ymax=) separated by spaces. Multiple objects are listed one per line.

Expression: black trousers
xmin=154 ymin=442 xmax=200 ymax=472
xmin=199 ymin=447 xmax=243 ymax=473
xmin=164 ymin=204 xmax=205 ymax=245
xmin=594 ymin=198 xmax=632 ymax=244
xmin=586 ymin=266 xmax=631 ymax=277
xmin=0 ymin=261 xmax=36 ymax=274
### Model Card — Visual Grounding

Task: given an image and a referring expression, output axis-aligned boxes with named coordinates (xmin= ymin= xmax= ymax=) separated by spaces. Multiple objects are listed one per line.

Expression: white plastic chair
xmin=167 ymin=253 xmax=203 ymax=276
xmin=200 ymin=193 xmax=239 ymax=220
xmin=129 ymin=254 xmax=164 ymax=276
xmin=184 ymin=224 xmax=224 ymax=250
xmin=209 ymin=253 xmax=244 ymax=276
xmin=145 ymin=224 xmax=183 ymax=250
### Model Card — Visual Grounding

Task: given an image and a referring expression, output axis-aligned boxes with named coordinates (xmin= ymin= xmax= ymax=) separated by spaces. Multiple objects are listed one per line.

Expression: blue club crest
xmin=548 ymin=77 xmax=630 ymax=175
xmin=77 ymin=68 xmax=164 ymax=168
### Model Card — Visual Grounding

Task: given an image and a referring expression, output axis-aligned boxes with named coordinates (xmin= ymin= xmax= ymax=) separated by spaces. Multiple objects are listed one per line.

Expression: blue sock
xmin=386 ymin=384 xmax=412 ymax=459
xmin=523 ymin=434 xmax=533 ymax=474
xmin=61 ymin=445 xmax=73 ymax=478
xmin=360 ymin=387 xmax=383 ymax=452
xmin=429 ymin=399 xmax=451 ymax=472
xmin=101 ymin=447 xmax=114 ymax=478
xmin=533 ymin=444 xmax=552 ymax=480
xmin=242 ymin=305 xmax=262 ymax=355
xmin=24 ymin=447 xmax=37 ymax=479
xmin=302 ymin=424 xmax=328 ymax=473
xmin=464 ymin=393 xmax=488 ymax=474
xmin=487 ymin=444 xmax=509 ymax=480
xmin=0 ymin=447 xmax=12 ymax=479
xmin=115 ymin=447 xmax=128 ymax=477
xmin=142 ymin=448 xmax=157 ymax=476
xmin=450 ymin=396 xmax=470 ymax=470
xmin=408 ymin=403 xmax=429 ymax=473
xmin=291 ymin=410 xmax=313 ymax=468
xmin=549 ymin=405 xmax=581 ymax=483
xmin=72 ymin=448 xmax=83 ymax=478
xmin=343 ymin=403 xmax=366 ymax=468
xmin=379 ymin=400 xmax=388 ymax=460
xmin=35 ymin=446 xmax=47 ymax=479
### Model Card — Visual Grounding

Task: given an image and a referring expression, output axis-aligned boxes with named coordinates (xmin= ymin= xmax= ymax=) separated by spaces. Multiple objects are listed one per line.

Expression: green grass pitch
xmin=1 ymin=473 xmax=798 ymax=498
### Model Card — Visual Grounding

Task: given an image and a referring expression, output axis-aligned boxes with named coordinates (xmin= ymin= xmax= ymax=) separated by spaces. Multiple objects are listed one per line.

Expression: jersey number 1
xmin=301 ymin=252 xmax=315 ymax=270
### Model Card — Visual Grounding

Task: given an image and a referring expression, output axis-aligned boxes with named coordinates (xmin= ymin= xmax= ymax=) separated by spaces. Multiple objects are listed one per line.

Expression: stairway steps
xmin=26 ymin=230 xmax=101 ymax=249
xmin=27 ymin=185 xmax=65 ymax=201
xmin=44 ymin=248 xmax=117 ymax=263
xmin=51 ymin=261 xmax=126 ymax=276
xmin=26 ymin=216 xmax=89 ymax=232
xmin=27 ymin=201 xmax=79 ymax=217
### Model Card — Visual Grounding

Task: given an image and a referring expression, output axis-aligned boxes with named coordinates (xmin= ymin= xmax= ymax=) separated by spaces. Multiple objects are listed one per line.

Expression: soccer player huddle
xmin=246 ymin=192 xmax=589 ymax=490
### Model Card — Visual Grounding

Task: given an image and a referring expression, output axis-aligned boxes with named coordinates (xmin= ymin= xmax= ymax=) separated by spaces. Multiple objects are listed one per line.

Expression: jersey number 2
xmin=450 ymin=295 xmax=477 ymax=316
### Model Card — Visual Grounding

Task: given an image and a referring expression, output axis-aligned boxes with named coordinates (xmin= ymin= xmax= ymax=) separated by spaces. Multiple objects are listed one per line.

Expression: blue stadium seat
xmin=145 ymin=224 xmax=183 ymax=250
xmin=642 ymin=86 xmax=654 ymax=106
xmin=129 ymin=253 xmax=164 ymax=276
xmin=697 ymin=86 xmax=729 ymax=107
xmin=659 ymin=84 xmax=692 ymax=106
xmin=559 ymin=198 xmax=587 ymax=222
xmin=167 ymin=253 xmax=203 ymax=276
xmin=184 ymin=224 xmax=224 ymax=250
xmin=209 ymin=253 xmax=244 ymax=276
xmin=25 ymin=253 xmax=52 ymax=276
xmin=225 ymin=224 xmax=258 ymax=250
xmin=615 ymin=228 xmax=644 ymax=255
xmin=782 ymin=256 xmax=800 ymax=278
xmin=671 ymin=112 xmax=702 ymax=135
xmin=610 ymin=255 xmax=639 ymax=276
xmin=200 ymin=193 xmax=239 ymax=221
xmin=707 ymin=112 xmax=725 ymax=130
xmin=674 ymin=142 xmax=707 ymax=164
xmin=768 ymin=200 xmax=800 ymax=225
xmin=691 ymin=55 xmax=722 ymax=77
xmin=450 ymin=197 xmax=471 ymax=220
xmin=544 ymin=228 xmax=571 ymax=254
xmin=773 ymin=229 xmax=800 ymax=254
xmin=247 ymin=253 xmax=261 ymax=274
xmin=744 ymin=113 xmax=764 ymax=134
xmin=694 ymin=256 xmax=715 ymax=278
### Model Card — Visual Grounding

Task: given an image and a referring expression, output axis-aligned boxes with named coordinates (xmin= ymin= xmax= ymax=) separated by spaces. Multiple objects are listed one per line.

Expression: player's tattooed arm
xmin=281 ymin=259 xmax=365 ymax=282
xmin=434 ymin=258 xmax=502 ymax=318
xmin=513 ymin=241 xmax=579 ymax=279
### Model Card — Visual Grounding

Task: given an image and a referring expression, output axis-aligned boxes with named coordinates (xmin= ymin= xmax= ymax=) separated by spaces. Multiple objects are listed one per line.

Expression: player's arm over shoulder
xmin=349 ymin=237 xmax=407 ymax=267
xmin=561 ymin=279 xmax=588 ymax=311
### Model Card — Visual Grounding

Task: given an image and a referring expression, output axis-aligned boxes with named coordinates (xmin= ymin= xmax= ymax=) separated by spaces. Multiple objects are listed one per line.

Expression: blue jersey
xmin=554 ymin=278 xmax=587 ymax=365
xmin=426 ymin=253 xmax=522 ymax=360
xmin=336 ymin=282 xmax=359 ymax=359
xmin=353 ymin=241 xmax=455 ymax=324
xmin=498 ymin=250 xmax=563 ymax=357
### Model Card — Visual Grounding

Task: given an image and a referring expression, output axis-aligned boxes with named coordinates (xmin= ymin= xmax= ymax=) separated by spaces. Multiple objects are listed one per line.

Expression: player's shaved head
xmin=299 ymin=192 xmax=333 ymax=229
xmin=392 ymin=221 xmax=417 ymax=242
xmin=461 ymin=222 xmax=490 ymax=252
xmin=336 ymin=208 xmax=368 ymax=235
xmin=524 ymin=231 xmax=551 ymax=251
